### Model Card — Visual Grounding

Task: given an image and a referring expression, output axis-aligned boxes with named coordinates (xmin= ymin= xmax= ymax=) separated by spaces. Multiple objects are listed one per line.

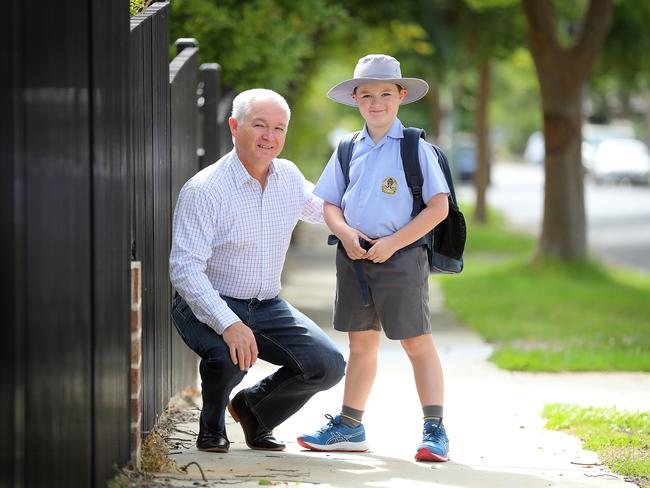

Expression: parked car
xmin=590 ymin=137 xmax=650 ymax=185
xmin=523 ymin=130 xmax=544 ymax=165
xmin=451 ymin=133 xmax=477 ymax=182
xmin=582 ymin=122 xmax=635 ymax=173
xmin=454 ymin=142 xmax=476 ymax=182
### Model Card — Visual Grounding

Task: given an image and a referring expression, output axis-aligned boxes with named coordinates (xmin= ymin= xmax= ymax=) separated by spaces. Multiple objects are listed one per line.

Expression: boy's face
xmin=352 ymin=82 xmax=407 ymax=131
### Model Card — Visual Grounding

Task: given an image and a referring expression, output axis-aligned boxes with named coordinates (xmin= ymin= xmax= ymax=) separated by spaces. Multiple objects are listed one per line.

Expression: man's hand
xmin=222 ymin=321 xmax=258 ymax=371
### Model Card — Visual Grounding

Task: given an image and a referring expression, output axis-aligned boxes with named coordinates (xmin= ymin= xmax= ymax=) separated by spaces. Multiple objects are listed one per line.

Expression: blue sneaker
xmin=297 ymin=414 xmax=369 ymax=452
xmin=415 ymin=420 xmax=449 ymax=462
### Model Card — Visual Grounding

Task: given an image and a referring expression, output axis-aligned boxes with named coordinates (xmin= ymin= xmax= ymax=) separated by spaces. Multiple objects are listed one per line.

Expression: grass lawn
xmin=437 ymin=208 xmax=650 ymax=371
xmin=543 ymin=403 xmax=650 ymax=487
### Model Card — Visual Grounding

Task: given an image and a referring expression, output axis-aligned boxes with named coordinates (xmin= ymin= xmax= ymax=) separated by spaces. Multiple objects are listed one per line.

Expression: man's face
xmin=352 ymin=82 xmax=406 ymax=130
xmin=229 ymin=99 xmax=288 ymax=167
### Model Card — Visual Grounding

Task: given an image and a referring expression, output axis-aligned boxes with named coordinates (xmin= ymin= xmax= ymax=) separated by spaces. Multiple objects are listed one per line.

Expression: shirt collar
xmin=230 ymin=150 xmax=278 ymax=189
xmin=359 ymin=118 xmax=404 ymax=147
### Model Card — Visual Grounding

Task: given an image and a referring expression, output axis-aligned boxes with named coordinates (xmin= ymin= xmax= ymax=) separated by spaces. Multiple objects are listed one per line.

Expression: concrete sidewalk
xmin=161 ymin=222 xmax=650 ymax=487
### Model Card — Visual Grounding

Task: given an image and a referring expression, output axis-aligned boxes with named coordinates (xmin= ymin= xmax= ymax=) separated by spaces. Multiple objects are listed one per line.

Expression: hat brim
xmin=327 ymin=77 xmax=429 ymax=106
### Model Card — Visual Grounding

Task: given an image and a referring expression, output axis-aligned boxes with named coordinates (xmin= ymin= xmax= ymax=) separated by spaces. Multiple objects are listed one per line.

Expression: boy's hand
xmin=365 ymin=235 xmax=400 ymax=263
xmin=340 ymin=227 xmax=374 ymax=260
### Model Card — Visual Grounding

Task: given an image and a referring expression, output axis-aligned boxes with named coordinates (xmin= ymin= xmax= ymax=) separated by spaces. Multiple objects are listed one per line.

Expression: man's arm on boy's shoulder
xmin=300 ymin=178 xmax=325 ymax=224
xmin=365 ymin=193 xmax=449 ymax=264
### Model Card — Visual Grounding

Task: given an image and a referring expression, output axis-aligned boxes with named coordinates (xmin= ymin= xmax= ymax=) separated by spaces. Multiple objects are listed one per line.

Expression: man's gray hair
xmin=231 ymin=89 xmax=291 ymax=123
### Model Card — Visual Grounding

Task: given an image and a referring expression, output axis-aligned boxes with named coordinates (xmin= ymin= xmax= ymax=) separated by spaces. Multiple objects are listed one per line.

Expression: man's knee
xmin=309 ymin=348 xmax=346 ymax=389
xmin=200 ymin=348 xmax=243 ymax=382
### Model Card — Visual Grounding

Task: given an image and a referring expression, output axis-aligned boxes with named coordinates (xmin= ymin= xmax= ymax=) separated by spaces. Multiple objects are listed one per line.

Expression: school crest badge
xmin=381 ymin=177 xmax=398 ymax=195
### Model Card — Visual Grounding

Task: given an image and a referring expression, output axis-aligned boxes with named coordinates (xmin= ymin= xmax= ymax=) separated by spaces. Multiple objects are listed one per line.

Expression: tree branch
xmin=521 ymin=0 xmax=560 ymax=69
xmin=571 ymin=0 xmax=613 ymax=76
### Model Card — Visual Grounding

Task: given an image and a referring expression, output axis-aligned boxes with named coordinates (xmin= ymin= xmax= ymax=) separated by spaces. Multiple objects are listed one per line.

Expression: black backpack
xmin=336 ymin=127 xmax=466 ymax=274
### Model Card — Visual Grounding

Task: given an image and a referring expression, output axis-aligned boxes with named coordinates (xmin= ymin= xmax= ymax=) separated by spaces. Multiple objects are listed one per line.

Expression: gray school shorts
xmin=333 ymin=245 xmax=431 ymax=340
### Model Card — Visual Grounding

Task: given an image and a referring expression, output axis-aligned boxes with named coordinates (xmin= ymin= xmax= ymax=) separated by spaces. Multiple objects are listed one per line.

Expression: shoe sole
xmin=296 ymin=437 xmax=369 ymax=452
xmin=415 ymin=447 xmax=449 ymax=462
xmin=227 ymin=402 xmax=286 ymax=451
xmin=197 ymin=445 xmax=229 ymax=453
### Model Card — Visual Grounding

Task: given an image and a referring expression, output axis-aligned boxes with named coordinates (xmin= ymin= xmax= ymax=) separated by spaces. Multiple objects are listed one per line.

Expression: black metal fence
xmin=2 ymin=1 xmax=233 ymax=486
xmin=2 ymin=0 xmax=131 ymax=486
xmin=170 ymin=40 xmax=203 ymax=396
xmin=131 ymin=1 xmax=175 ymax=433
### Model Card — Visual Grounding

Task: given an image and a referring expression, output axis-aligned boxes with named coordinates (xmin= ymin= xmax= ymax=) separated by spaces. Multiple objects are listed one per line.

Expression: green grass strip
xmin=438 ymin=205 xmax=650 ymax=371
xmin=543 ymin=403 xmax=650 ymax=487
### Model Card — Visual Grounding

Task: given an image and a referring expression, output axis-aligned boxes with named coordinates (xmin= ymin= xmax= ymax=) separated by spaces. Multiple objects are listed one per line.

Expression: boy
xmin=297 ymin=54 xmax=451 ymax=462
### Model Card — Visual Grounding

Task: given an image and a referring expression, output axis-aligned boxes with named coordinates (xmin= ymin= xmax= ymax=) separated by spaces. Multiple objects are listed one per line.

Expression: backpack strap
xmin=401 ymin=127 xmax=426 ymax=217
xmin=336 ymin=131 xmax=360 ymax=188
xmin=429 ymin=144 xmax=458 ymax=205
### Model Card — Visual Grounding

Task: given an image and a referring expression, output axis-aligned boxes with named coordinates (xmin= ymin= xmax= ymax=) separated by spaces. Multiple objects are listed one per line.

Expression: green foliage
xmin=591 ymin=0 xmax=650 ymax=122
xmin=130 ymin=0 xmax=145 ymax=16
xmin=601 ymin=0 xmax=650 ymax=85
xmin=553 ymin=0 xmax=590 ymax=48
xmin=438 ymin=208 xmax=650 ymax=372
xmin=491 ymin=48 xmax=541 ymax=154
xmin=170 ymin=0 xmax=346 ymax=95
xmin=543 ymin=404 xmax=650 ymax=487
xmin=130 ymin=0 xmax=155 ymax=16
xmin=465 ymin=0 xmax=518 ymax=8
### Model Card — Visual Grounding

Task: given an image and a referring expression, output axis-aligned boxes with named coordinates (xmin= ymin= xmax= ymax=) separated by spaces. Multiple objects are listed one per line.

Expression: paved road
xmin=458 ymin=163 xmax=650 ymax=273
xmin=160 ymin=223 xmax=650 ymax=488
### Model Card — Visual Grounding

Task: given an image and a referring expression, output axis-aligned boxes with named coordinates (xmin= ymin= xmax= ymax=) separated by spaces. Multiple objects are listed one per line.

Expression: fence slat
xmin=23 ymin=0 xmax=93 ymax=485
xmin=91 ymin=0 xmax=131 ymax=484
xmin=170 ymin=44 xmax=201 ymax=393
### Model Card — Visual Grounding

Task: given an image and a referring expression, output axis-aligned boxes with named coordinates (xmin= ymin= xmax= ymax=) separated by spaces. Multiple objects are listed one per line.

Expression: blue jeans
xmin=171 ymin=294 xmax=346 ymax=434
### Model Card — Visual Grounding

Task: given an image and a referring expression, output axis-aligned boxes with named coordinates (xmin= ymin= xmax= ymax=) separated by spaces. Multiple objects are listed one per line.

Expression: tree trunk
xmin=540 ymin=91 xmax=586 ymax=259
xmin=645 ymin=91 xmax=650 ymax=147
xmin=474 ymin=61 xmax=490 ymax=223
xmin=522 ymin=0 xmax=612 ymax=261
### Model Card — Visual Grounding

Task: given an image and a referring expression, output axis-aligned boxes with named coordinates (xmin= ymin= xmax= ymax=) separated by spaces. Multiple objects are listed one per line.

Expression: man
xmin=170 ymin=88 xmax=345 ymax=453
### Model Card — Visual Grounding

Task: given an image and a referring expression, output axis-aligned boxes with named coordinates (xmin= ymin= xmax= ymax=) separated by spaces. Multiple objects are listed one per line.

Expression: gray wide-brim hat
xmin=327 ymin=54 xmax=429 ymax=107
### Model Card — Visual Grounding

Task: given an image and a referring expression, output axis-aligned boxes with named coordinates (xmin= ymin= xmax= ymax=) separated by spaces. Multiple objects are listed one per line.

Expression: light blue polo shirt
xmin=314 ymin=118 xmax=450 ymax=239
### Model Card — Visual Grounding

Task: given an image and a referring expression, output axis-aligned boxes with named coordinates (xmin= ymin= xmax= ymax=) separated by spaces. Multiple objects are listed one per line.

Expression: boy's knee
xmin=400 ymin=335 xmax=434 ymax=357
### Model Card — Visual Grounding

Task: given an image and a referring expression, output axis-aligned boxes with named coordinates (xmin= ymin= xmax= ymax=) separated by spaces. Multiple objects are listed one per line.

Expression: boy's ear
xmin=399 ymin=88 xmax=408 ymax=102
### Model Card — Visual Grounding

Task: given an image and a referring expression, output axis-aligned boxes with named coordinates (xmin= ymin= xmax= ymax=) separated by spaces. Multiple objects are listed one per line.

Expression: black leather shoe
xmin=196 ymin=417 xmax=230 ymax=452
xmin=227 ymin=391 xmax=286 ymax=451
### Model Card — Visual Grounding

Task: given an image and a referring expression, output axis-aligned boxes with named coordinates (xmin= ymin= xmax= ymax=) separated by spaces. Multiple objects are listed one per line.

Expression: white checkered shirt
xmin=170 ymin=150 xmax=324 ymax=334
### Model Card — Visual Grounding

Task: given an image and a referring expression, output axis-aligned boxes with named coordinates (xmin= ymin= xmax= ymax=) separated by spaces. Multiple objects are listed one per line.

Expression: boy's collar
xmin=360 ymin=118 xmax=404 ymax=145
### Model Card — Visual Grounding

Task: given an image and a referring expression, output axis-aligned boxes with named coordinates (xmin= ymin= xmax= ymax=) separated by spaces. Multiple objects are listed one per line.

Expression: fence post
xmin=199 ymin=63 xmax=222 ymax=168
xmin=130 ymin=261 xmax=142 ymax=469
xmin=174 ymin=37 xmax=198 ymax=55
xmin=218 ymin=89 xmax=236 ymax=158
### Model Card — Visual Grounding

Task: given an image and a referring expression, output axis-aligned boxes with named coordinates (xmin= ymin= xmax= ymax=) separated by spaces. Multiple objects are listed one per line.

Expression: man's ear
xmin=228 ymin=117 xmax=238 ymax=136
